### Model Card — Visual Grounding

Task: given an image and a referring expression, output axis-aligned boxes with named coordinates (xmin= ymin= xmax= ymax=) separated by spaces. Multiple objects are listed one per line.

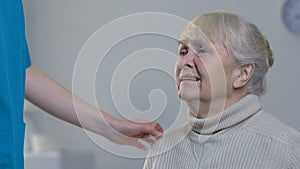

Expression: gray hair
xmin=180 ymin=11 xmax=274 ymax=95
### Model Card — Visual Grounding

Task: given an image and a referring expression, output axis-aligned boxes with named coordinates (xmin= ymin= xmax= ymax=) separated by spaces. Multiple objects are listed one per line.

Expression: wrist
xmin=97 ymin=111 xmax=121 ymax=137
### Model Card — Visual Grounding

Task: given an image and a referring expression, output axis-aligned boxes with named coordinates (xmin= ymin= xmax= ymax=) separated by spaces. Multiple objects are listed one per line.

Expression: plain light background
xmin=23 ymin=0 xmax=300 ymax=169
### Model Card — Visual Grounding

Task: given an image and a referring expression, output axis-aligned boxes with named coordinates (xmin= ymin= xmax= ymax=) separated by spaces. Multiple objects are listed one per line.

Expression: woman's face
xmin=175 ymin=40 xmax=237 ymax=106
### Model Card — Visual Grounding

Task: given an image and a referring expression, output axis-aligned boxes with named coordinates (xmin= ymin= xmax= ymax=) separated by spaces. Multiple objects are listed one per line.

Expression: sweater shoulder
xmin=147 ymin=124 xmax=190 ymax=156
xmin=243 ymin=111 xmax=300 ymax=145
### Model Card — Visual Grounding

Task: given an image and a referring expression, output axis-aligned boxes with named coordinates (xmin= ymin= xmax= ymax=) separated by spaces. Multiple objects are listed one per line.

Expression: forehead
xmin=180 ymin=12 xmax=238 ymax=48
xmin=180 ymin=24 xmax=211 ymax=42
xmin=178 ymin=21 xmax=220 ymax=51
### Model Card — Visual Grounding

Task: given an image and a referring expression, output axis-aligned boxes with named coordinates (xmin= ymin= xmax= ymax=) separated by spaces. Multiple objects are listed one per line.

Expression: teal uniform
xmin=0 ymin=0 xmax=31 ymax=168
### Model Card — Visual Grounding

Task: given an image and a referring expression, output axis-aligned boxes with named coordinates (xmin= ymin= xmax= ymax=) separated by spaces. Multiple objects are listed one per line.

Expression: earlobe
xmin=233 ymin=64 xmax=255 ymax=89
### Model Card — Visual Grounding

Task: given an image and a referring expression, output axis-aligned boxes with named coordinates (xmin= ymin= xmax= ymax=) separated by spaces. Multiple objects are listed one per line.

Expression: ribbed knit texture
xmin=143 ymin=95 xmax=300 ymax=169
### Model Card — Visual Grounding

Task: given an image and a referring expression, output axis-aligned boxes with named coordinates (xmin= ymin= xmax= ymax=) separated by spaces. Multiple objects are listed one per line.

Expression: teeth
xmin=181 ymin=78 xmax=198 ymax=81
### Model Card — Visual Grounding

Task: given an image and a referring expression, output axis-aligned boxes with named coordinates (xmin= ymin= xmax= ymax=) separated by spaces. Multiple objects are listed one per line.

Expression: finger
xmin=133 ymin=120 xmax=164 ymax=140
xmin=155 ymin=123 xmax=164 ymax=133
xmin=135 ymin=119 xmax=163 ymax=133
xmin=149 ymin=122 xmax=163 ymax=132
xmin=141 ymin=136 xmax=156 ymax=145
xmin=131 ymin=139 xmax=147 ymax=151
xmin=148 ymin=122 xmax=164 ymax=139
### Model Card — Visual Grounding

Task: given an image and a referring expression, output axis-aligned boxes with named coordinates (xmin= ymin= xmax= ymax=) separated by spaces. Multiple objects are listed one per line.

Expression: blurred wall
xmin=23 ymin=0 xmax=300 ymax=169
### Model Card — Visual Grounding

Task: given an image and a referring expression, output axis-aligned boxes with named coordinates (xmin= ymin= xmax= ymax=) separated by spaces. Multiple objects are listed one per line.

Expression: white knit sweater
xmin=143 ymin=95 xmax=300 ymax=169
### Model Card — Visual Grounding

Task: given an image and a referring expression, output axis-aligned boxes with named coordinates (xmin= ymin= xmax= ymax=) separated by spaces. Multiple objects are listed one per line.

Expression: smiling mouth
xmin=179 ymin=76 xmax=201 ymax=83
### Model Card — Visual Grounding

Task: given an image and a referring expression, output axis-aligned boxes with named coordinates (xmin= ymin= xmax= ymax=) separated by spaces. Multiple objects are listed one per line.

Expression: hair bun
xmin=264 ymin=38 xmax=274 ymax=68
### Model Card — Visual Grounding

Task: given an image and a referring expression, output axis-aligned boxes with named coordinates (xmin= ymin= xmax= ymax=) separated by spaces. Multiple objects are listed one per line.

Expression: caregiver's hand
xmin=107 ymin=119 xmax=164 ymax=150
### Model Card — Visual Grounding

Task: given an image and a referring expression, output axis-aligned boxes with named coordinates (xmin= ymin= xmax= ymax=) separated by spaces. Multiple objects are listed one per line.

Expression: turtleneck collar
xmin=189 ymin=94 xmax=262 ymax=142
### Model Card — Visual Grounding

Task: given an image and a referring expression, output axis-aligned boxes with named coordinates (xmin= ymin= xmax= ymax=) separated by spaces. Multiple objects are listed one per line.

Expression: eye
xmin=197 ymin=48 xmax=208 ymax=54
xmin=179 ymin=46 xmax=189 ymax=56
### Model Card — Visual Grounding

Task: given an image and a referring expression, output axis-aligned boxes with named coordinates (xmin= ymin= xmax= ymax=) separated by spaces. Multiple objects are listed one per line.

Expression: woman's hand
xmin=107 ymin=119 xmax=164 ymax=151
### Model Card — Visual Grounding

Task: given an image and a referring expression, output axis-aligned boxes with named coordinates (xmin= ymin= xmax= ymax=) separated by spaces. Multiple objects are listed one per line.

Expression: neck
xmin=188 ymin=93 xmax=247 ymax=119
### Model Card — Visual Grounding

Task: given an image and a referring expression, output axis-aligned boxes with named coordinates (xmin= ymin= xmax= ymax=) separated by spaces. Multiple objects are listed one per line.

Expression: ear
xmin=233 ymin=64 xmax=255 ymax=89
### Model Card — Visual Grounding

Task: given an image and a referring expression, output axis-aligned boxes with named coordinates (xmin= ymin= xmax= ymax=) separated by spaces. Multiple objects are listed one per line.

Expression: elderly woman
xmin=143 ymin=12 xmax=300 ymax=169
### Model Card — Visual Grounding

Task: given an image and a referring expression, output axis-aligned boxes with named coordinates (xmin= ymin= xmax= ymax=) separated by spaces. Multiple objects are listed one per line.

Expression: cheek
xmin=175 ymin=61 xmax=180 ymax=75
xmin=194 ymin=57 xmax=210 ymax=80
xmin=175 ymin=61 xmax=181 ymax=87
xmin=198 ymin=57 xmax=226 ymax=88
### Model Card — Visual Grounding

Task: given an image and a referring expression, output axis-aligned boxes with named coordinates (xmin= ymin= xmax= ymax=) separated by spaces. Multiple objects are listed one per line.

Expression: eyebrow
xmin=178 ymin=40 xmax=189 ymax=46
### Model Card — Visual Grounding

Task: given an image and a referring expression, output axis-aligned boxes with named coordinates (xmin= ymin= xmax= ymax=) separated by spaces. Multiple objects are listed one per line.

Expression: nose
xmin=179 ymin=51 xmax=196 ymax=69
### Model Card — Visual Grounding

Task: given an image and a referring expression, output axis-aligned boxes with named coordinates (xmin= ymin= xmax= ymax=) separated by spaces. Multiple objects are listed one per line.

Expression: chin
xmin=178 ymin=91 xmax=199 ymax=102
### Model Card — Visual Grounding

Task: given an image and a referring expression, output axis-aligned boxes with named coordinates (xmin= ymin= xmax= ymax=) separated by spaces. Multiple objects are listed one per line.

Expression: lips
xmin=179 ymin=74 xmax=201 ymax=83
